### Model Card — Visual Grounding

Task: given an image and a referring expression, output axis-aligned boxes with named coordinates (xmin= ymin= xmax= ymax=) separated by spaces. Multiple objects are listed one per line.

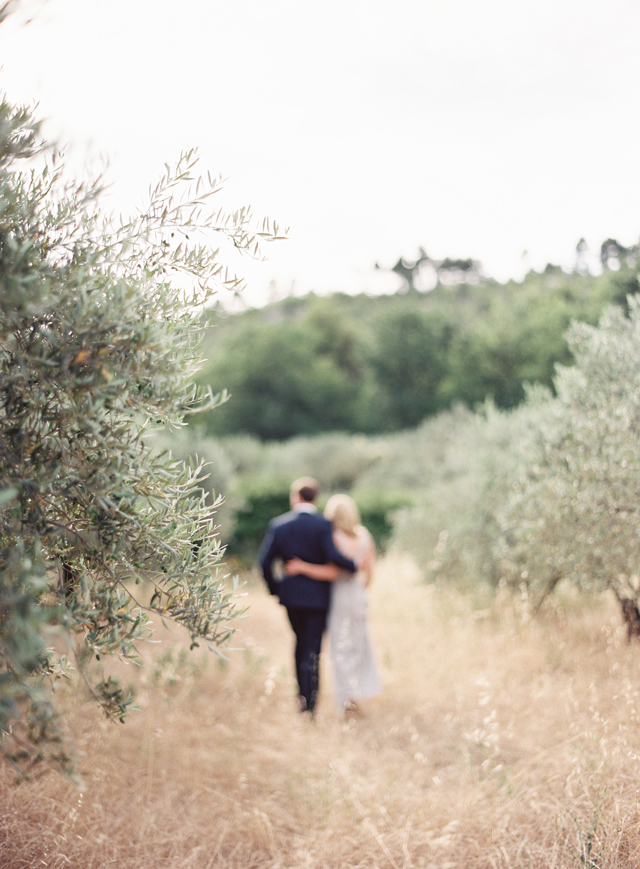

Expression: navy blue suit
xmin=259 ymin=507 xmax=356 ymax=712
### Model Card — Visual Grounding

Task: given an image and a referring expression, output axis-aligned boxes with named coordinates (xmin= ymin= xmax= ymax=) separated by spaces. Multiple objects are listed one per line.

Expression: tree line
xmin=196 ymin=257 xmax=639 ymax=440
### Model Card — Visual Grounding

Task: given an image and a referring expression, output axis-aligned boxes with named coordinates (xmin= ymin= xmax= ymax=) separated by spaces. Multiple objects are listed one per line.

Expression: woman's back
xmin=334 ymin=524 xmax=369 ymax=556
xmin=328 ymin=522 xmax=380 ymax=710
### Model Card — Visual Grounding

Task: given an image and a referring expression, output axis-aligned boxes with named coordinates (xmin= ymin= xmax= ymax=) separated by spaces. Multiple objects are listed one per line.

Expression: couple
xmin=259 ymin=477 xmax=380 ymax=717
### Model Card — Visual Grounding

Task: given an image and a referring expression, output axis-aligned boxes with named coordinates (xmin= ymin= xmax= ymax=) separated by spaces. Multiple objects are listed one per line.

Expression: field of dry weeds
xmin=2 ymin=554 xmax=640 ymax=868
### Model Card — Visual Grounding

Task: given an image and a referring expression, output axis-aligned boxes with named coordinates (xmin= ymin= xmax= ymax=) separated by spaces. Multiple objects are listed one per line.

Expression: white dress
xmin=327 ymin=526 xmax=381 ymax=710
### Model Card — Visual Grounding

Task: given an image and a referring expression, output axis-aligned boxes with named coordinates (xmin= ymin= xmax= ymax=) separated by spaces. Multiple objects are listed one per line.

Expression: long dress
xmin=327 ymin=526 xmax=381 ymax=711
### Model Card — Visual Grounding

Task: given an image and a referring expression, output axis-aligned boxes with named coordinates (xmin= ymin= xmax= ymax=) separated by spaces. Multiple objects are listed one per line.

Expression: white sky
xmin=1 ymin=0 xmax=639 ymax=306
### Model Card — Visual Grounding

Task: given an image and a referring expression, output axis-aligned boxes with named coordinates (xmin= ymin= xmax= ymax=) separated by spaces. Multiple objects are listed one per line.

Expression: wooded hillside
xmin=196 ymin=249 xmax=639 ymax=440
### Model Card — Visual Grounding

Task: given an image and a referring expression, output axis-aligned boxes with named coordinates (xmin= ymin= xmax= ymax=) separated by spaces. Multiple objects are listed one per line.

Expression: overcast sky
xmin=1 ymin=0 xmax=639 ymax=306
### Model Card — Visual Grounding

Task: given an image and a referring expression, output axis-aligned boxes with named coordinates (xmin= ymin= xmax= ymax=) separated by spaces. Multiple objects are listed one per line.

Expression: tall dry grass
xmin=2 ymin=555 xmax=640 ymax=868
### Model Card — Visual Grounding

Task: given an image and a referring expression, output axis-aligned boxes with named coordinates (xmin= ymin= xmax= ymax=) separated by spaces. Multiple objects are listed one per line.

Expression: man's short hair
xmin=291 ymin=476 xmax=319 ymax=503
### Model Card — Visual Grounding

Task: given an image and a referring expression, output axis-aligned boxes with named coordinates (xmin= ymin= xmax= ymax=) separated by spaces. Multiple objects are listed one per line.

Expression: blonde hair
xmin=324 ymin=494 xmax=361 ymax=536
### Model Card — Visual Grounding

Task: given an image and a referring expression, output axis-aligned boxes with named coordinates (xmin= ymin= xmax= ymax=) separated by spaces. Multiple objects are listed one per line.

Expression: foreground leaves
xmin=0 ymin=96 xmax=280 ymax=773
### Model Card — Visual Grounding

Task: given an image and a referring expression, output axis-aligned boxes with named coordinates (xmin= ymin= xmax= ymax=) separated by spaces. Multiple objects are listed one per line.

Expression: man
xmin=258 ymin=477 xmax=357 ymax=715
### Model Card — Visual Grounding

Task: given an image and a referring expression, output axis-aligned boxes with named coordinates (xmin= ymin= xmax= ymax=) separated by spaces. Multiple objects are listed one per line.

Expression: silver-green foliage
xmin=220 ymin=430 xmax=389 ymax=497
xmin=150 ymin=427 xmax=240 ymax=543
xmin=496 ymin=299 xmax=640 ymax=609
xmin=390 ymin=402 xmax=514 ymax=587
xmin=389 ymin=297 xmax=640 ymax=617
xmin=0 ymin=97 xmax=281 ymax=771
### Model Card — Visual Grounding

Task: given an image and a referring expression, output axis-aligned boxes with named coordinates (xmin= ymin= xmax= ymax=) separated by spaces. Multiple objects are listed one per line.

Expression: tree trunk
xmin=532 ymin=570 xmax=562 ymax=615
xmin=619 ymin=597 xmax=640 ymax=642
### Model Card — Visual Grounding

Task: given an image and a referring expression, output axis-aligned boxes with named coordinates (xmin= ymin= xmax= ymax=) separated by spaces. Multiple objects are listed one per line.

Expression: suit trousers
xmin=285 ymin=607 xmax=328 ymax=713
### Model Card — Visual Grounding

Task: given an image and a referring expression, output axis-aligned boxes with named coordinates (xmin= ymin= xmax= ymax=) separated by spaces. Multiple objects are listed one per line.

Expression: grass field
xmin=2 ymin=554 xmax=640 ymax=868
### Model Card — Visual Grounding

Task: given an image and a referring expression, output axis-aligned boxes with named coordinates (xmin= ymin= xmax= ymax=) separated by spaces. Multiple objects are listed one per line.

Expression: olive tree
xmin=0 ymin=96 xmax=282 ymax=772
xmin=495 ymin=299 xmax=640 ymax=632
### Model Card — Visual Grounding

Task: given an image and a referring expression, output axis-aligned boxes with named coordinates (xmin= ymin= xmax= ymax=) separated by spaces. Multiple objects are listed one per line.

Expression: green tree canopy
xmin=198 ymin=307 xmax=374 ymax=439
xmin=369 ymin=310 xmax=452 ymax=429
xmin=196 ymin=263 xmax=638 ymax=441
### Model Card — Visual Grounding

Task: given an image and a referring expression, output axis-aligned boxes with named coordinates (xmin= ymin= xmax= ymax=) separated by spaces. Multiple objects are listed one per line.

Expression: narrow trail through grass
xmin=2 ymin=555 xmax=640 ymax=867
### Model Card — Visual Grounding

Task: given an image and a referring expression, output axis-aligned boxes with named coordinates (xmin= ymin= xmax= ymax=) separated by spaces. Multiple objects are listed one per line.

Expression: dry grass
xmin=2 ymin=554 xmax=640 ymax=868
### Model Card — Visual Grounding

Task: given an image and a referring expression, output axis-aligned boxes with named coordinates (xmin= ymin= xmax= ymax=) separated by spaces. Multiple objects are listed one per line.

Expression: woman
xmin=285 ymin=494 xmax=381 ymax=716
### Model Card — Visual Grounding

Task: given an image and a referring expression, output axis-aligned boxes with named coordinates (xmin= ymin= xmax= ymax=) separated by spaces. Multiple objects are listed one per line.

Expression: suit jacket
xmin=259 ymin=508 xmax=357 ymax=610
